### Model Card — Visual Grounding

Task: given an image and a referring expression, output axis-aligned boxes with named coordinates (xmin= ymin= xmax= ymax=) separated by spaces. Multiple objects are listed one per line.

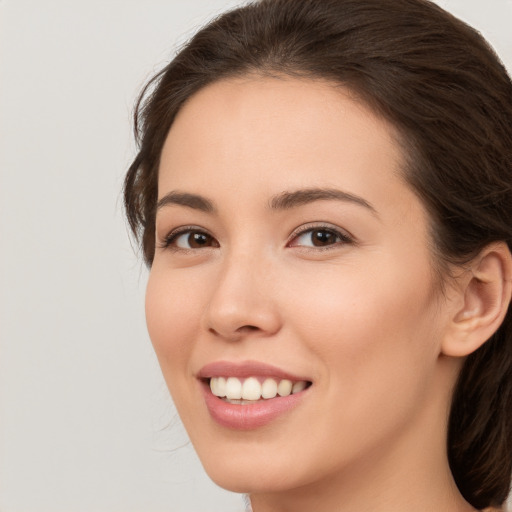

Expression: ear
xmin=441 ymin=242 xmax=512 ymax=358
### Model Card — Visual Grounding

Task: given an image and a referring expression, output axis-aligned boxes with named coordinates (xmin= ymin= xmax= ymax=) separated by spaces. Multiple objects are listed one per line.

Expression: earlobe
xmin=441 ymin=242 xmax=512 ymax=358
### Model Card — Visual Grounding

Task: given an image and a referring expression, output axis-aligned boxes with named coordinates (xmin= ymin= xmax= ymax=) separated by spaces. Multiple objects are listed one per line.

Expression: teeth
xmin=242 ymin=377 xmax=261 ymax=400
xmin=292 ymin=381 xmax=307 ymax=394
xmin=277 ymin=379 xmax=292 ymax=397
xmin=225 ymin=377 xmax=242 ymax=399
xmin=209 ymin=376 xmax=309 ymax=400
xmin=261 ymin=378 xmax=278 ymax=399
xmin=212 ymin=377 xmax=226 ymax=397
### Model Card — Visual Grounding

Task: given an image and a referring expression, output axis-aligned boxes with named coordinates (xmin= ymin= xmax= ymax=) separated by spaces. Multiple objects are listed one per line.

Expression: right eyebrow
xmin=156 ymin=191 xmax=217 ymax=214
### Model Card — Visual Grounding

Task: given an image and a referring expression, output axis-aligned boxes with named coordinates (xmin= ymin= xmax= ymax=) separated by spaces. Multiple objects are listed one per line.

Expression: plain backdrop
xmin=0 ymin=1 xmax=511 ymax=511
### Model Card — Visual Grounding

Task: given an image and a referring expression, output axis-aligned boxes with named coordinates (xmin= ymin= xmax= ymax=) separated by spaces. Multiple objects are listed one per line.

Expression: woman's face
xmin=146 ymin=77 xmax=456 ymax=495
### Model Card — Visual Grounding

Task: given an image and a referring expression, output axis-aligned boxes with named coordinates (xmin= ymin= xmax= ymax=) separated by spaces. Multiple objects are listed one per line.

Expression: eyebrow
xmin=157 ymin=191 xmax=216 ymax=213
xmin=269 ymin=188 xmax=377 ymax=215
xmin=156 ymin=187 xmax=377 ymax=216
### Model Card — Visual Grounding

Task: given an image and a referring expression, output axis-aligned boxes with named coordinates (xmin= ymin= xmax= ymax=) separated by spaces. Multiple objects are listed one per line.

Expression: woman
xmin=124 ymin=0 xmax=512 ymax=510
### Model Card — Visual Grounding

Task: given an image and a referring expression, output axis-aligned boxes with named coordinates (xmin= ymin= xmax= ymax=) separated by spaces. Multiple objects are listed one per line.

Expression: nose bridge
xmin=203 ymin=243 xmax=281 ymax=340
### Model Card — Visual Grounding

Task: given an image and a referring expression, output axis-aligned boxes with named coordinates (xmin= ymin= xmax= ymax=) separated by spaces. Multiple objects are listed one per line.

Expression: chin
xmin=206 ymin=466 xmax=298 ymax=495
xmin=196 ymin=444 xmax=309 ymax=494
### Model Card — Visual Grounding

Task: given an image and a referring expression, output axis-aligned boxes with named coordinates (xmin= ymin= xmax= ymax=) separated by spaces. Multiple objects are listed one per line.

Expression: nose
xmin=202 ymin=251 xmax=282 ymax=342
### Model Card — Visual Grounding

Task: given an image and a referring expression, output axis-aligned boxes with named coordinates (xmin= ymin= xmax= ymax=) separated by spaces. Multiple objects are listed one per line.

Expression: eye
xmin=288 ymin=225 xmax=353 ymax=249
xmin=161 ymin=227 xmax=219 ymax=250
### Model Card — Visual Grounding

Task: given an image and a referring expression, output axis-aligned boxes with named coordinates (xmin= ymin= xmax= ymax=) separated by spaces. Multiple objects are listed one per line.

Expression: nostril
xmin=237 ymin=325 xmax=259 ymax=332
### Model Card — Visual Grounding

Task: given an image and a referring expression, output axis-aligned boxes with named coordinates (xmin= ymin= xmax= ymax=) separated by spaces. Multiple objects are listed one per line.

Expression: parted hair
xmin=124 ymin=0 xmax=512 ymax=508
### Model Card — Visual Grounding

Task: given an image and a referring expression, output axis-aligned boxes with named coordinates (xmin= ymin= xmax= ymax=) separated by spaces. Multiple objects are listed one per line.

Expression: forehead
xmin=158 ymin=76 xmax=419 ymax=221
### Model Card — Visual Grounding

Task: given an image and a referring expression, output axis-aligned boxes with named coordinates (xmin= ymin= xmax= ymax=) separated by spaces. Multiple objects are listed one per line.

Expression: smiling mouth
xmin=207 ymin=376 xmax=312 ymax=404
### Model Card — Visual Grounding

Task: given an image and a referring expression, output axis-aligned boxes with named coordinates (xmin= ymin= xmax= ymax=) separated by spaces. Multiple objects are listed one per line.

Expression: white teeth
xmin=242 ymin=377 xmax=261 ymax=400
xmin=210 ymin=376 xmax=308 ymax=400
xmin=292 ymin=381 xmax=307 ymax=394
xmin=225 ymin=377 xmax=242 ymax=399
xmin=210 ymin=377 xmax=218 ymax=396
xmin=261 ymin=378 xmax=278 ymax=399
xmin=277 ymin=379 xmax=293 ymax=397
xmin=211 ymin=376 xmax=226 ymax=397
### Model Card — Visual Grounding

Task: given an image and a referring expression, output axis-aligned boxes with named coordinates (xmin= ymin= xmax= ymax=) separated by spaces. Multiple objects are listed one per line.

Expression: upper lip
xmin=197 ymin=360 xmax=311 ymax=382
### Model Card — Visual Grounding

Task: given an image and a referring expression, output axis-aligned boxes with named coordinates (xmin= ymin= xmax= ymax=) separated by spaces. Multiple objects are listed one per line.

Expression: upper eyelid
xmin=159 ymin=225 xmax=217 ymax=249
xmin=163 ymin=222 xmax=350 ymax=238
xmin=288 ymin=222 xmax=354 ymax=242
xmin=166 ymin=225 xmax=211 ymax=237
xmin=159 ymin=223 xmax=354 ymax=251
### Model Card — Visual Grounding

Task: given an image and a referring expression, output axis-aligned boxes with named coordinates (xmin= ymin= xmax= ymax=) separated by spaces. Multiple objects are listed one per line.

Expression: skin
xmin=146 ymin=76 xmax=480 ymax=512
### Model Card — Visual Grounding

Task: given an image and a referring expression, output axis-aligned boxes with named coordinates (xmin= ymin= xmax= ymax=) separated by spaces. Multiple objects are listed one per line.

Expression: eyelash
xmin=159 ymin=225 xmax=218 ymax=252
xmin=159 ymin=223 xmax=354 ymax=252
xmin=289 ymin=223 xmax=354 ymax=250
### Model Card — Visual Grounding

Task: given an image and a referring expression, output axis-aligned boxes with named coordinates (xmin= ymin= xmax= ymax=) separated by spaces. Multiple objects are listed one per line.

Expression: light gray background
xmin=1 ymin=1 xmax=511 ymax=511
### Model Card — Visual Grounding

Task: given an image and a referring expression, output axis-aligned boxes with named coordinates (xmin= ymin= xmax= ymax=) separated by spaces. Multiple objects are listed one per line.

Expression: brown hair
xmin=124 ymin=0 xmax=512 ymax=508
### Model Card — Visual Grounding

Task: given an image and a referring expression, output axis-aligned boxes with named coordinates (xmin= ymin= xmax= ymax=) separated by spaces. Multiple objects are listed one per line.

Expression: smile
xmin=210 ymin=376 xmax=309 ymax=402
xmin=198 ymin=361 xmax=313 ymax=429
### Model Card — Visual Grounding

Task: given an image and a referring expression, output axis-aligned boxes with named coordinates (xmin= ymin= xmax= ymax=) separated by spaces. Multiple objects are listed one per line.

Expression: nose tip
xmin=205 ymin=299 xmax=281 ymax=342
xmin=202 ymin=261 xmax=282 ymax=342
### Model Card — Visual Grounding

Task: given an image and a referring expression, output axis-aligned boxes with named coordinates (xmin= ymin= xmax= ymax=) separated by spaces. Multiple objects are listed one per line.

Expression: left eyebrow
xmin=269 ymin=188 xmax=378 ymax=216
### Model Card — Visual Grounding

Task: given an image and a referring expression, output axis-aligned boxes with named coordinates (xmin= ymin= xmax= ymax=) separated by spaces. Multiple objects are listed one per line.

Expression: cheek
xmin=285 ymin=255 xmax=440 ymax=392
xmin=278 ymin=261 xmax=442 ymax=470
xmin=145 ymin=268 xmax=202 ymax=378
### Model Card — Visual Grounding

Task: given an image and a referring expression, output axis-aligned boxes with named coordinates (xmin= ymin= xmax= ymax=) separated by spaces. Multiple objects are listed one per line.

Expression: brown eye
xmin=309 ymin=230 xmax=338 ymax=246
xmin=165 ymin=229 xmax=219 ymax=250
xmin=289 ymin=226 xmax=353 ymax=250
xmin=185 ymin=232 xmax=213 ymax=248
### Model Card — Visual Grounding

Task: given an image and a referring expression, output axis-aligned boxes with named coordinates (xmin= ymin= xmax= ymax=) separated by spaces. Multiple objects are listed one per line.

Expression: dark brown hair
xmin=124 ymin=0 xmax=512 ymax=508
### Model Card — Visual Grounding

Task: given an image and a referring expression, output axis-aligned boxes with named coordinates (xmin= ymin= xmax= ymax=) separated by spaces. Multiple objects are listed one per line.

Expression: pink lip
xmin=197 ymin=360 xmax=311 ymax=430
xmin=197 ymin=360 xmax=309 ymax=381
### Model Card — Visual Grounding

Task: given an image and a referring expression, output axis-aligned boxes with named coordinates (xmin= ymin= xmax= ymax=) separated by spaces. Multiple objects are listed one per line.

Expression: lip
xmin=197 ymin=360 xmax=310 ymax=381
xmin=197 ymin=360 xmax=312 ymax=430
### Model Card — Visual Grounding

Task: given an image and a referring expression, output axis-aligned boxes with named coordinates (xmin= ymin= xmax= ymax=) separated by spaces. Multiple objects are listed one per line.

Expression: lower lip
xmin=201 ymin=381 xmax=308 ymax=430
